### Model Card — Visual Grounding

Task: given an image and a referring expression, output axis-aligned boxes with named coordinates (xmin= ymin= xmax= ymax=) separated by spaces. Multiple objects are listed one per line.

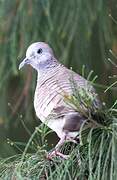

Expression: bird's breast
xmin=34 ymin=72 xmax=73 ymax=122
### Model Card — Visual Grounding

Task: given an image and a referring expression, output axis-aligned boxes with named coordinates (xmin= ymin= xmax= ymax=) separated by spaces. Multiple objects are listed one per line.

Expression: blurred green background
xmin=0 ymin=0 xmax=116 ymax=158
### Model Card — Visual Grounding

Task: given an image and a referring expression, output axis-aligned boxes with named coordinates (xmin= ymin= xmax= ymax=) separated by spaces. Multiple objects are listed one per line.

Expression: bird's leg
xmin=65 ymin=137 xmax=78 ymax=144
xmin=47 ymin=135 xmax=78 ymax=160
xmin=47 ymin=150 xmax=69 ymax=160
xmin=47 ymin=136 xmax=69 ymax=159
xmin=55 ymin=136 xmax=67 ymax=149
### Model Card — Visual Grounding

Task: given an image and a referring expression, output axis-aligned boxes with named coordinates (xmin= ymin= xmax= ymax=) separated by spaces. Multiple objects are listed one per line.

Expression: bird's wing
xmin=54 ymin=65 xmax=101 ymax=110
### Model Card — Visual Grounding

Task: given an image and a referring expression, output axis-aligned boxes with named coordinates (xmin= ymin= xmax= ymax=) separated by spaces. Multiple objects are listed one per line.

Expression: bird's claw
xmin=47 ymin=150 xmax=69 ymax=160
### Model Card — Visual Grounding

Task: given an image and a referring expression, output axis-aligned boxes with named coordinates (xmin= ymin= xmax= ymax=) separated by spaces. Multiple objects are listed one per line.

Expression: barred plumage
xmin=34 ymin=64 xmax=100 ymax=138
xmin=19 ymin=42 xmax=101 ymax=158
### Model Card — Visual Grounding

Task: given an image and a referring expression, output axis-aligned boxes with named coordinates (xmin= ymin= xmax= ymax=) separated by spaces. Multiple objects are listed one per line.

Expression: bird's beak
xmin=19 ymin=58 xmax=29 ymax=70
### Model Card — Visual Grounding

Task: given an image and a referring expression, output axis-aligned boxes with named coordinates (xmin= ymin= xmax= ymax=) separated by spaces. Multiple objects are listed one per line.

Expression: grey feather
xmin=19 ymin=42 xmax=101 ymax=141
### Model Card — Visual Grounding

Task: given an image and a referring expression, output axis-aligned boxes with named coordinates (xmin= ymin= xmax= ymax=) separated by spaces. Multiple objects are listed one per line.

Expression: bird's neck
xmin=37 ymin=61 xmax=61 ymax=81
xmin=37 ymin=57 xmax=59 ymax=72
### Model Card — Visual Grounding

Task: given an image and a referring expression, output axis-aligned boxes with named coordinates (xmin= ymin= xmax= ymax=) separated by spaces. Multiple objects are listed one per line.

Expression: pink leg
xmin=47 ymin=135 xmax=78 ymax=160
xmin=55 ymin=136 xmax=77 ymax=149
xmin=47 ymin=136 xmax=67 ymax=159
xmin=47 ymin=150 xmax=69 ymax=159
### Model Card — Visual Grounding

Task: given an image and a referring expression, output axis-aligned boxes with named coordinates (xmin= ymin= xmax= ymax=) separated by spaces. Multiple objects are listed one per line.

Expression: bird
xmin=19 ymin=42 xmax=101 ymax=159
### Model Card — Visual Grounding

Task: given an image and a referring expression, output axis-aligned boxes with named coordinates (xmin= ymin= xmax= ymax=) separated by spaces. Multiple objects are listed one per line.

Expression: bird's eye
xmin=37 ymin=48 xmax=43 ymax=54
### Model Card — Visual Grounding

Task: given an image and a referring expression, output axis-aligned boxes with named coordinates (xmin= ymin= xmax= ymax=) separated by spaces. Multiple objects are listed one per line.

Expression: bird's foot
xmin=47 ymin=150 xmax=69 ymax=160
xmin=66 ymin=137 xmax=78 ymax=144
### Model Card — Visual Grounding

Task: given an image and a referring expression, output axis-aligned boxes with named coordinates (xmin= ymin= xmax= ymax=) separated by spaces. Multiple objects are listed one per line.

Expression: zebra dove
xmin=19 ymin=42 xmax=100 ymax=158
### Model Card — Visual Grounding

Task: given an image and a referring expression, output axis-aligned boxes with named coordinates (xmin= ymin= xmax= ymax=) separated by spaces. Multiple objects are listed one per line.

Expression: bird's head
xmin=19 ymin=42 xmax=57 ymax=71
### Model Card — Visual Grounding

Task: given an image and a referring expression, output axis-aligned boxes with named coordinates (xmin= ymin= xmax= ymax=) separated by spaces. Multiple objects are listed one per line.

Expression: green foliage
xmin=0 ymin=71 xmax=117 ymax=179
xmin=0 ymin=96 xmax=116 ymax=179
xmin=0 ymin=0 xmax=116 ymax=178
